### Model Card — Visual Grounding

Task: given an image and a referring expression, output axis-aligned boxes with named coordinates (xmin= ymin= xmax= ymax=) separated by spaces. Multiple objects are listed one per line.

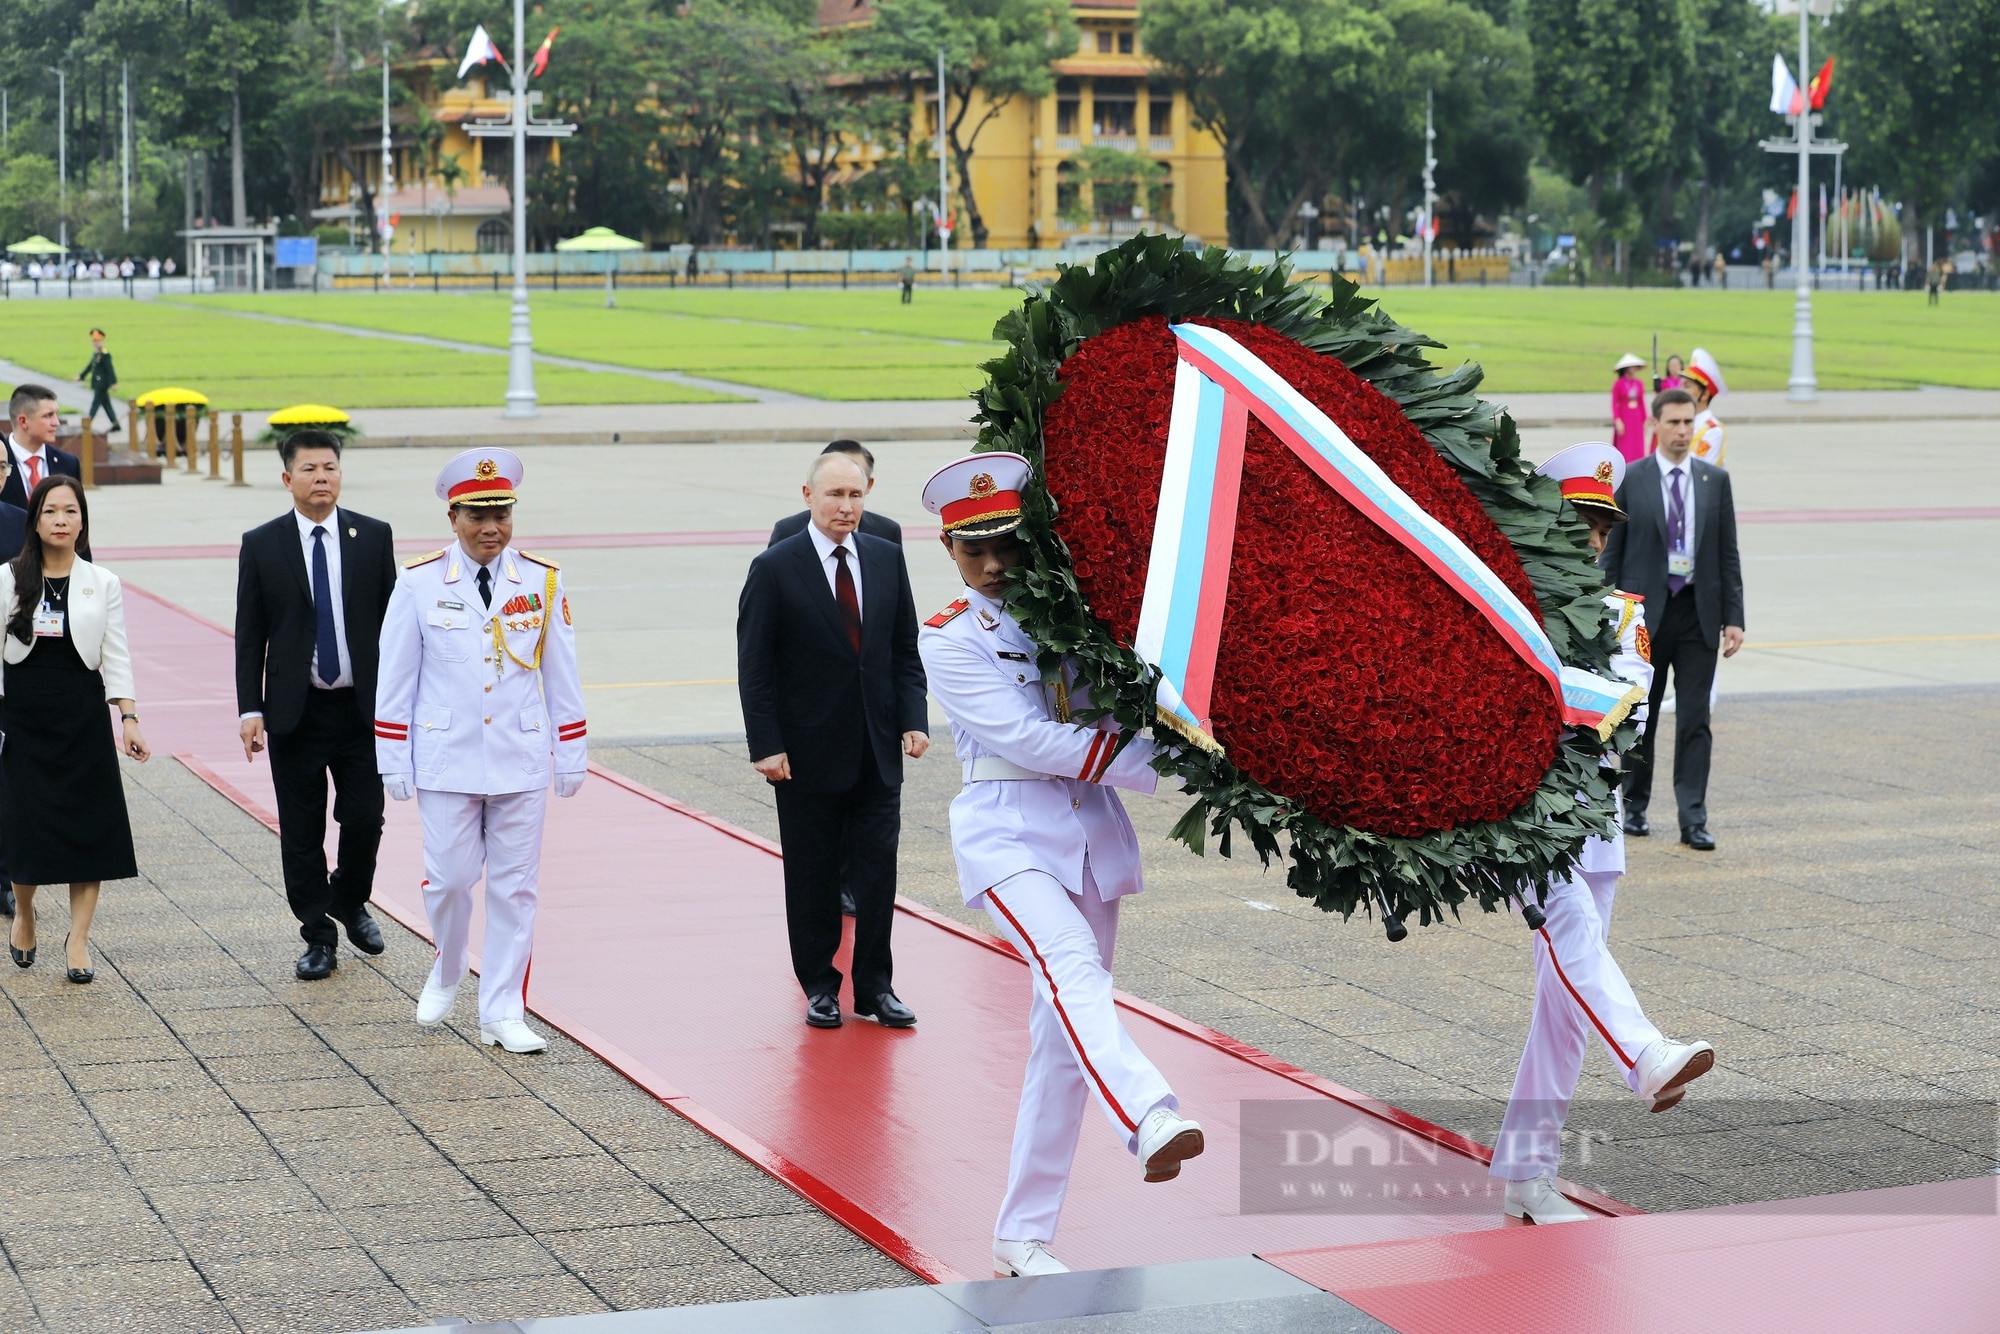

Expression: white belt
xmin=964 ymin=755 xmax=1060 ymax=782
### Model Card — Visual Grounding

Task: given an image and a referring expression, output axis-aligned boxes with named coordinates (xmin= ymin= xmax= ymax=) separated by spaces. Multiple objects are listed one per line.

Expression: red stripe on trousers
xmin=1538 ymin=926 xmax=1636 ymax=1069
xmin=987 ymin=888 xmax=1138 ymax=1133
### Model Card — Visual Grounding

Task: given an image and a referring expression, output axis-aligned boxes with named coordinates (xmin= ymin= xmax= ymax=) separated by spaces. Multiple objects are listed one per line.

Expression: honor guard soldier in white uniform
xmin=1684 ymin=347 xmax=1728 ymax=468
xmin=1491 ymin=443 xmax=1716 ymax=1224
xmin=917 ymin=452 xmax=1203 ymax=1280
xmin=375 ymin=449 xmax=587 ymax=1054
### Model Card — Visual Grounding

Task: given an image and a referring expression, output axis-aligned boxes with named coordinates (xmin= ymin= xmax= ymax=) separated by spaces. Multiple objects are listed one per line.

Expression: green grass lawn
xmin=1343 ymin=286 xmax=2000 ymax=393
xmin=207 ymin=289 xmax=1017 ymax=400
xmin=0 ymin=299 xmax=736 ymax=411
xmin=10 ymin=285 xmax=1994 ymax=408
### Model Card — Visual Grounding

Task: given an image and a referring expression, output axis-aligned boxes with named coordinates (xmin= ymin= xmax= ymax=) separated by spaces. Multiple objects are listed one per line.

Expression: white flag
xmin=1769 ymin=55 xmax=1803 ymax=115
xmin=457 ymin=24 xmax=502 ymax=80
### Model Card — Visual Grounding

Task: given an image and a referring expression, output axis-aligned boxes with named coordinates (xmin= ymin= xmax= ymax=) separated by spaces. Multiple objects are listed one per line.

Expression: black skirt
xmin=0 ymin=633 xmax=139 ymax=886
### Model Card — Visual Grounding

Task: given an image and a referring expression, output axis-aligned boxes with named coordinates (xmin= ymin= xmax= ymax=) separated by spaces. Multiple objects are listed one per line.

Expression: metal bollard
xmin=230 ymin=414 xmax=247 ymax=486
xmin=164 ymin=408 xmax=179 ymax=468
xmin=80 ymin=417 xmax=96 ymax=489
xmin=191 ymin=413 xmax=206 ymax=473
xmin=207 ymin=411 xmax=223 ymax=479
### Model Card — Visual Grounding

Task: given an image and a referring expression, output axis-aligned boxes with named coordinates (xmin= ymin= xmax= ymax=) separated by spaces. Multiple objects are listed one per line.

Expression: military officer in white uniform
xmin=375 ymin=449 xmax=587 ymax=1054
xmin=917 ymin=452 xmax=1204 ymax=1280
xmin=1491 ymin=443 xmax=1716 ymax=1223
xmin=1684 ymin=347 xmax=1728 ymax=468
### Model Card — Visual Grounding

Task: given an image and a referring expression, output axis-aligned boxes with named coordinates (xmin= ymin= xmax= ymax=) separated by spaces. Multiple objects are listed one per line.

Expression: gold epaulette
xmin=925 ymin=597 xmax=970 ymax=628
xmin=517 ymin=550 xmax=560 ymax=569
xmin=404 ymin=549 xmax=445 ymax=569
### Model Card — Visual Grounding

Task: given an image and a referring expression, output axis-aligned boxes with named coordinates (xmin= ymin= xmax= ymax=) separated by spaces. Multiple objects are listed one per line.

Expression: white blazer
xmin=0 ymin=559 xmax=136 ymax=700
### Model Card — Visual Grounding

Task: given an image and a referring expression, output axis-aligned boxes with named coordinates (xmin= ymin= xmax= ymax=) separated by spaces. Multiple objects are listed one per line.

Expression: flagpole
xmin=1785 ymin=0 xmax=1815 ymax=401
xmin=503 ymin=0 xmax=538 ymax=417
xmin=936 ymin=49 xmax=950 ymax=280
xmin=1422 ymin=88 xmax=1435 ymax=289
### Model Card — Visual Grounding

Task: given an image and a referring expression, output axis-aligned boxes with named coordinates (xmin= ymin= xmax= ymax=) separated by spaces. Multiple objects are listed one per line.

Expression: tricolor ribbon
xmin=1132 ymin=324 xmax=1639 ymax=750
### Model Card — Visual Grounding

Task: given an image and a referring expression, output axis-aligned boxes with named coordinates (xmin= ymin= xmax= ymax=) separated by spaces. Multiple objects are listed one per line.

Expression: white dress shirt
xmin=805 ymin=521 xmax=864 ymax=621
xmin=7 ymin=436 xmax=52 ymax=490
xmin=1658 ymin=454 xmax=1697 ymax=574
xmin=297 ymin=508 xmax=354 ymax=690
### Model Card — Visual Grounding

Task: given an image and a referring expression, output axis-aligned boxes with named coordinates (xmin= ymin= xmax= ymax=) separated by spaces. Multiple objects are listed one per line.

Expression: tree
xmin=1834 ymin=0 xmax=2000 ymax=234
xmin=1143 ymin=0 xmax=1393 ymax=247
xmin=771 ymin=22 xmax=870 ymax=248
xmin=1524 ymin=0 xmax=1690 ymax=264
xmin=864 ymin=0 xmax=1077 ymax=248
xmin=1682 ymin=0 xmax=1780 ymax=260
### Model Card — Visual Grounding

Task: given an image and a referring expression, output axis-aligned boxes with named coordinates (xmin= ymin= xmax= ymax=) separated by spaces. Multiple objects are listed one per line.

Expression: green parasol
xmin=555 ymin=227 xmax=645 ymax=307
xmin=6 ymin=235 xmax=67 ymax=256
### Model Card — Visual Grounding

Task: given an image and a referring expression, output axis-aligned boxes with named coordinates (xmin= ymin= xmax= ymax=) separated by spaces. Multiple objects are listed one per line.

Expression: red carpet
xmin=1264 ymin=1177 xmax=1999 ymax=1333
xmin=125 ymin=582 xmax=1632 ymax=1284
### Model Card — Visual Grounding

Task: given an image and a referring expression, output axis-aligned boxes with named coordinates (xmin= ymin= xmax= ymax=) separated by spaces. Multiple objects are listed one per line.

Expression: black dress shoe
xmin=1623 ymin=810 xmax=1650 ymax=837
xmin=840 ymin=890 xmax=857 ymax=917
xmin=342 ymin=909 xmax=386 ymax=956
xmin=855 ymin=991 xmax=916 ymax=1028
xmin=296 ymin=943 xmax=339 ymax=980
xmin=1681 ymin=825 xmax=1717 ymax=851
xmin=805 ymin=993 xmax=842 ymax=1028
xmin=9 ymin=939 xmax=33 ymax=968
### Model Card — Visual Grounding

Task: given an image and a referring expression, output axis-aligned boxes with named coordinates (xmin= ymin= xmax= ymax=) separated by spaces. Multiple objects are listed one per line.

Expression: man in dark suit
xmin=235 ymin=429 xmax=399 ymax=979
xmin=770 ymin=440 xmax=903 ymax=918
xmin=738 ymin=450 xmax=929 ymax=1030
xmin=1600 ymin=389 xmax=1746 ymax=851
xmin=768 ymin=440 xmax=903 ymax=547
xmin=4 ymin=384 xmax=84 ymax=510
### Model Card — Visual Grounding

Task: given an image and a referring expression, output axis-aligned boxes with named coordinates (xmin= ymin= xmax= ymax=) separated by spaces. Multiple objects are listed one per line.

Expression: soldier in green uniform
xmin=76 ymin=329 xmax=119 ymax=433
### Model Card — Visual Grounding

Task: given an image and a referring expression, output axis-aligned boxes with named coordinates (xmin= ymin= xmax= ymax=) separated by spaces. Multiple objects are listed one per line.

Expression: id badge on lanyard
xmin=32 ymin=603 xmax=64 ymax=638
xmin=1668 ymin=552 xmax=1693 ymax=580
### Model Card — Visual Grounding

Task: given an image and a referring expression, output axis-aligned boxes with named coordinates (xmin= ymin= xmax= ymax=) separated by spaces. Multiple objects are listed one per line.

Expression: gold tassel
xmin=1154 ymin=705 xmax=1226 ymax=756
xmin=1594 ymin=686 xmax=1646 ymax=741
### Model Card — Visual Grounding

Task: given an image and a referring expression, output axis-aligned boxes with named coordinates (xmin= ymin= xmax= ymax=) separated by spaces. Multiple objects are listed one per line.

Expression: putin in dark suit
xmin=235 ymin=429 xmax=399 ymax=978
xmin=738 ymin=451 xmax=929 ymax=1030
xmin=767 ymin=440 xmax=903 ymax=548
xmin=1600 ymin=389 xmax=1745 ymax=850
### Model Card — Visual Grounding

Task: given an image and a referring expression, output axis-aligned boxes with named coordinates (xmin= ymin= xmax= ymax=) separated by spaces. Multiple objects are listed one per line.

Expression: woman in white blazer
xmin=2 ymin=476 xmax=149 ymax=984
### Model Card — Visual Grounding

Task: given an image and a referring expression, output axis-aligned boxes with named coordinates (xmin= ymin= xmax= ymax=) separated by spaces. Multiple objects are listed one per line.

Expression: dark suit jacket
xmin=1600 ymin=453 xmax=1744 ymax=646
xmin=0 ymin=501 xmax=26 ymax=562
xmin=737 ymin=529 xmax=927 ymax=793
xmin=235 ymin=508 xmax=398 ymax=735
xmin=768 ymin=508 xmax=902 ymax=547
xmin=0 ymin=441 xmax=83 ymax=510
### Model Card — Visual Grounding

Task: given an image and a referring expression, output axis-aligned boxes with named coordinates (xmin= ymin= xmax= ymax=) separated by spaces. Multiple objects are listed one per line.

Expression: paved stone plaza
xmin=0 ymin=399 xmax=1994 ymax=1330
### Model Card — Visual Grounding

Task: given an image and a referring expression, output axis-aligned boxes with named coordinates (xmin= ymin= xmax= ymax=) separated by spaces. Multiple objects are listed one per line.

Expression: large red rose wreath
xmin=972 ymin=237 xmax=1633 ymax=932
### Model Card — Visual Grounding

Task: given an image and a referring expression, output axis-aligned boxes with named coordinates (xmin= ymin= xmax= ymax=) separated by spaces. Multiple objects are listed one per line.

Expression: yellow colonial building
xmin=312 ymin=62 xmax=533 ymax=254
xmin=828 ymin=0 xmax=1230 ymax=250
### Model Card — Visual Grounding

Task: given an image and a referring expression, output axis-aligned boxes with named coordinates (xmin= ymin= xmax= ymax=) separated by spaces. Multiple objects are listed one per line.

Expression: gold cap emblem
xmin=1594 ymin=461 xmax=1615 ymax=483
xmin=968 ymin=472 xmax=997 ymax=499
xmin=475 ymin=458 xmax=500 ymax=480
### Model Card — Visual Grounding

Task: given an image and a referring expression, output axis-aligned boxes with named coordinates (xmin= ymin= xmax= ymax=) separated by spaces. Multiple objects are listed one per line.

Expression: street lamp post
xmin=45 ymin=68 xmax=66 ymax=252
xmin=1761 ymin=1 xmax=1843 ymax=403
xmin=467 ymin=0 xmax=576 ymax=418
xmin=1422 ymin=88 xmax=1436 ymax=289
xmin=935 ymin=49 xmax=951 ymax=279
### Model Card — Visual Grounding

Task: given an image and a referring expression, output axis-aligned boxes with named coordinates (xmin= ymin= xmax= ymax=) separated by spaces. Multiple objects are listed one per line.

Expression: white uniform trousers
xmin=982 ymin=868 xmax=1175 ymax=1244
xmin=1490 ymin=870 xmax=1664 ymax=1181
xmin=417 ymin=788 xmax=548 ymax=1025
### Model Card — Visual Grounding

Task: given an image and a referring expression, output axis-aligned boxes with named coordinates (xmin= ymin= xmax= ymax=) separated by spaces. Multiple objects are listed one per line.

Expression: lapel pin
xmin=348 ymin=527 xmax=357 ymax=537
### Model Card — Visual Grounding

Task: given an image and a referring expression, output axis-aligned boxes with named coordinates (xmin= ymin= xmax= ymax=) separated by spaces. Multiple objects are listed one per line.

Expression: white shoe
xmin=1136 ymin=1105 xmax=1205 ymax=1183
xmin=1634 ymin=1038 xmax=1715 ymax=1111
xmin=1503 ymin=1175 xmax=1591 ymax=1225
xmin=416 ymin=975 xmax=461 ymax=1027
xmin=993 ymin=1238 xmax=1068 ymax=1277
xmin=480 ymin=1019 xmax=548 ymax=1054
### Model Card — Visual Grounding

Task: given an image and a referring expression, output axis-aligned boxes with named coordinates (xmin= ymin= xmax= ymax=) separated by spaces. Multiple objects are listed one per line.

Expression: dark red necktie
xmin=833 ymin=545 xmax=862 ymax=653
